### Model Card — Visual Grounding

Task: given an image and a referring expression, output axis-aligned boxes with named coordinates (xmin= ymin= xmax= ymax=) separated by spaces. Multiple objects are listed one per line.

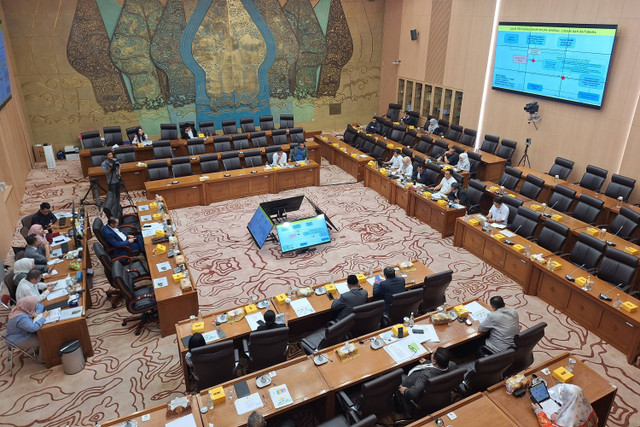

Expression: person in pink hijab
xmin=532 ymin=384 xmax=597 ymax=427
xmin=28 ymin=223 xmax=58 ymax=244
xmin=6 ymin=296 xmax=49 ymax=362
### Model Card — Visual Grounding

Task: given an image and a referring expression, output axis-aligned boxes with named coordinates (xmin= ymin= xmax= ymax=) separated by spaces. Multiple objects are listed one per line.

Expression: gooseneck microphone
xmin=565 ymin=264 xmax=586 ymax=282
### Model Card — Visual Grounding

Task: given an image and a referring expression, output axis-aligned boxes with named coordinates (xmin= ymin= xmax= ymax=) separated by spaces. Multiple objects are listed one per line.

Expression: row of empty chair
xmin=80 ymin=114 xmax=299 ymax=149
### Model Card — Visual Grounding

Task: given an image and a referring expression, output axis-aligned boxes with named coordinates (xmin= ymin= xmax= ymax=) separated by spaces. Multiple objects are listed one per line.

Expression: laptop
xmin=529 ymin=381 xmax=561 ymax=415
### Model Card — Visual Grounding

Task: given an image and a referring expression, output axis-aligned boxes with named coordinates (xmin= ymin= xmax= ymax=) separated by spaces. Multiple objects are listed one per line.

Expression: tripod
xmin=118 ymin=172 xmax=135 ymax=209
xmin=80 ymin=177 xmax=107 ymax=209
xmin=517 ymin=144 xmax=531 ymax=168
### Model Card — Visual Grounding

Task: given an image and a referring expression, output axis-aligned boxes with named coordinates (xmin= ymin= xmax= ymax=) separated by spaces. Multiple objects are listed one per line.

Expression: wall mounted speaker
xmin=410 ymin=29 xmax=418 ymax=41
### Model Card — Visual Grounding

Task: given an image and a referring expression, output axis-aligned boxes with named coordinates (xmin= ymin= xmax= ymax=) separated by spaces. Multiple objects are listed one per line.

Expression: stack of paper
xmin=269 ymin=384 xmax=294 ymax=409
xmin=234 ymin=393 xmax=263 ymax=415
xmin=465 ymin=301 xmax=491 ymax=322
xmin=383 ymin=339 xmax=427 ymax=364
xmin=290 ymin=298 xmax=315 ymax=317
xmin=245 ymin=312 xmax=265 ymax=331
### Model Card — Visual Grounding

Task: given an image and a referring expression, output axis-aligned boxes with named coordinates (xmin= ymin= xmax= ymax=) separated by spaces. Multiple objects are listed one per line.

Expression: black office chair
xmin=19 ymin=213 xmax=35 ymax=240
xmin=603 ymin=206 xmax=640 ymax=241
xmin=437 ymin=119 xmax=450 ymax=136
xmin=564 ymin=232 xmax=607 ymax=273
xmin=370 ymin=140 xmax=387 ymax=162
xmin=384 ymin=288 xmax=423 ymax=326
xmin=242 ymin=327 xmax=289 ymax=372
xmin=250 ymin=131 xmax=268 ymax=147
xmin=90 ymin=147 xmax=111 ymax=167
xmin=459 ymin=349 xmax=515 ymax=395
xmin=430 ymin=139 xmax=449 ymax=159
xmin=548 ymin=157 xmax=574 ymax=180
xmin=578 ymin=165 xmax=608 ymax=192
xmin=148 ymin=160 xmax=171 ymax=181
xmin=94 ymin=242 xmax=149 ymax=308
xmin=386 ymin=103 xmax=401 ymax=121
xmin=467 ymin=151 xmax=482 ymax=179
xmin=401 ymin=129 xmax=417 ymax=147
xmin=240 ymin=117 xmax=256 ymax=133
xmin=126 ymin=126 xmax=140 ymax=143
xmin=480 ymin=134 xmax=499 ymax=154
xmin=425 ymin=163 xmax=442 ymax=186
xmin=199 ymin=120 xmax=215 ymax=136
xmin=342 ymin=124 xmax=358 ymax=146
xmin=243 ymin=149 xmax=263 ymax=167
xmin=445 ymin=124 xmax=463 ymax=142
xmin=213 ymin=136 xmax=232 ymax=152
xmin=519 ymin=175 xmax=545 ymax=201
xmin=300 ymin=313 xmax=355 ymax=354
xmin=271 ymin=129 xmax=288 ymax=145
xmin=571 ymin=194 xmax=604 ymax=225
xmin=221 ymin=119 xmax=238 ymax=134
xmin=232 ymin=133 xmax=250 ymax=150
xmin=604 ymin=174 xmax=636 ymax=202
xmin=415 ymin=135 xmax=433 ymax=155
xmin=172 ymin=156 xmax=193 ymax=177
xmin=596 ymin=247 xmax=638 ymax=292
xmin=380 ymin=119 xmax=393 ymax=138
xmin=279 ymin=114 xmax=294 ymax=129
xmin=152 ymin=140 xmax=173 ymax=159
xmin=92 ymin=217 xmax=136 ymax=257
xmin=465 ymin=180 xmax=485 ymax=214
xmin=259 ymin=115 xmax=275 ymax=131
xmin=534 ymin=219 xmax=569 ymax=255
xmin=290 ymin=127 xmax=305 ymax=144
xmin=199 ymin=154 xmax=220 ymax=173
xmin=3 ymin=270 xmax=18 ymax=303
xmin=187 ymin=138 xmax=205 ymax=155
xmin=103 ymin=126 xmax=124 ymax=146
xmin=499 ymin=166 xmax=522 ymax=190
xmin=220 ymin=151 xmax=242 ymax=170
xmin=191 ymin=340 xmax=238 ymax=391
xmin=350 ymin=300 xmax=385 ymax=338
xmin=496 ymin=139 xmax=517 ymax=165
xmin=508 ymin=207 xmax=540 ymax=239
xmin=112 ymin=261 xmax=157 ymax=335
xmin=160 ymin=123 xmax=178 ymax=140
xmin=407 ymin=368 xmax=467 ymax=419
xmin=460 ymin=128 xmax=477 ymax=146
xmin=337 ymin=368 xmax=403 ymax=421
xmin=80 ymin=131 xmax=103 ymax=149
xmin=419 ymin=270 xmax=452 ymax=313
xmin=114 ymin=146 xmax=136 ymax=163
xmin=501 ymin=196 xmax=523 ymax=225
xmin=103 ymin=190 xmax=140 ymax=230
xmin=547 ymin=185 xmax=576 ymax=213
xmin=504 ymin=323 xmax=547 ymax=377
xmin=317 ymin=414 xmax=377 ymax=427
xmin=179 ymin=121 xmax=196 ymax=139
xmin=452 ymin=145 xmax=465 ymax=155
xmin=389 ymin=124 xmax=406 ymax=142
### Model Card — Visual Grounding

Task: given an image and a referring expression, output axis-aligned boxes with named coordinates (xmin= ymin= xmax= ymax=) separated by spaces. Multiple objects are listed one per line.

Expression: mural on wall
xmin=4 ymin=0 xmax=383 ymax=148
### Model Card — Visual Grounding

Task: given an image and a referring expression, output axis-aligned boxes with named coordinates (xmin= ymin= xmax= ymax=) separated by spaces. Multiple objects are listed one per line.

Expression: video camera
xmin=524 ymin=101 xmax=539 ymax=115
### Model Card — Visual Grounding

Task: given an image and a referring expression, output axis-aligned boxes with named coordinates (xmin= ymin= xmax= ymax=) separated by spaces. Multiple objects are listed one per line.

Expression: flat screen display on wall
xmin=492 ymin=23 xmax=617 ymax=109
xmin=0 ymin=21 xmax=12 ymax=110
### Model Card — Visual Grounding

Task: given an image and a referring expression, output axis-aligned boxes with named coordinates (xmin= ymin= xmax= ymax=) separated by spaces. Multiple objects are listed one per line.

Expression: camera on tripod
xmin=524 ymin=101 xmax=539 ymax=115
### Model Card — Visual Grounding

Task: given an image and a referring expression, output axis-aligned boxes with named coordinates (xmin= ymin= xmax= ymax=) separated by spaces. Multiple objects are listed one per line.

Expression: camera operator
xmin=101 ymin=151 xmax=121 ymax=200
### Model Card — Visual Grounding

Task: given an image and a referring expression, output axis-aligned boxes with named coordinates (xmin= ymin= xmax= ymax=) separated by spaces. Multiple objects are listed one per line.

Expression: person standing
xmin=101 ymin=151 xmax=121 ymax=200
xmin=478 ymin=296 xmax=520 ymax=354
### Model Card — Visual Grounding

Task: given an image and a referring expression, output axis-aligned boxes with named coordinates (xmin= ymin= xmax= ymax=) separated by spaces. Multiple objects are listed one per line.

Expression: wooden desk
xmin=102 ymin=395 xmax=204 ymax=427
xmin=314 ymin=134 xmax=374 ymax=181
xmin=144 ymin=161 xmax=320 ymax=209
xmin=137 ymin=200 xmax=199 ymax=337
xmin=197 ymin=356 xmax=329 ymax=426
xmin=406 ymin=393 xmax=518 ymax=427
xmin=486 ymin=353 xmax=617 ymax=427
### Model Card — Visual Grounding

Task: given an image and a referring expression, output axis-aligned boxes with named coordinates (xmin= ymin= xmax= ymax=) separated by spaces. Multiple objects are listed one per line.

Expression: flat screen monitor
xmin=247 ymin=206 xmax=274 ymax=248
xmin=306 ymin=197 xmax=337 ymax=231
xmin=0 ymin=21 xmax=12 ymax=111
xmin=276 ymin=214 xmax=331 ymax=253
xmin=492 ymin=22 xmax=617 ymax=108
xmin=260 ymin=195 xmax=304 ymax=219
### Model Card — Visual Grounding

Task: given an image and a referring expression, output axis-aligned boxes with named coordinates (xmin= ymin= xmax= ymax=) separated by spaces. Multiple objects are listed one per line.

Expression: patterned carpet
xmin=0 ymin=159 xmax=638 ymax=426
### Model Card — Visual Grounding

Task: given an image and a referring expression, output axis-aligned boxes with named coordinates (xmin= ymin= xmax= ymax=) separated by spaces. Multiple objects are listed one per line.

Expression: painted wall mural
xmin=3 ymin=0 xmax=384 ymax=149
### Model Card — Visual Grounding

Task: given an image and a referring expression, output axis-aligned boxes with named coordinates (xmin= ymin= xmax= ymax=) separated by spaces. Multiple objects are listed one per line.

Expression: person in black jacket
xmin=448 ymin=181 xmax=469 ymax=207
xmin=331 ymin=275 xmax=368 ymax=320
xmin=256 ymin=310 xmax=286 ymax=331
xmin=411 ymin=164 xmax=429 ymax=185
xmin=373 ymin=267 xmax=406 ymax=313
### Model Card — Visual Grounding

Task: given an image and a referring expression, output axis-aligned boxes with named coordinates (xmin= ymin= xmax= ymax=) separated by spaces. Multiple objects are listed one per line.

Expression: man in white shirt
xmin=430 ymin=167 xmax=457 ymax=195
xmin=271 ymin=148 xmax=287 ymax=166
xmin=487 ymin=197 xmax=510 ymax=223
xmin=384 ymin=149 xmax=403 ymax=169
xmin=478 ymin=296 xmax=520 ymax=353
xmin=16 ymin=269 xmax=54 ymax=302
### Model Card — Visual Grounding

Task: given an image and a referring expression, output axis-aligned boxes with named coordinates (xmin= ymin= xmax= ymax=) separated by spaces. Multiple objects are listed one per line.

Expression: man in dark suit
xmin=256 ymin=310 xmax=286 ymax=331
xmin=411 ymin=164 xmax=429 ymax=185
xmin=102 ymin=217 xmax=145 ymax=257
xmin=373 ymin=267 xmax=406 ymax=313
xmin=181 ymin=123 xmax=195 ymax=139
xmin=331 ymin=275 xmax=368 ymax=320
xmin=396 ymin=347 xmax=457 ymax=414
xmin=448 ymin=182 xmax=469 ymax=207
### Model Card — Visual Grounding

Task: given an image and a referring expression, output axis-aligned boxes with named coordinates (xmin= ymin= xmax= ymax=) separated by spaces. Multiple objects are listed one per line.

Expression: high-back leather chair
xmin=103 ymin=126 xmax=124 ymax=146
xmin=467 ymin=151 xmax=482 ymax=179
xmin=271 ymin=129 xmax=288 ymax=145
xmin=94 ymin=241 xmax=149 ymax=308
xmin=480 ymin=134 xmax=499 ymax=153
xmin=460 ymin=128 xmax=477 ymax=146
xmin=338 ymin=368 xmax=403 ymax=420
xmin=172 ymin=156 xmax=193 ymax=177
xmin=437 ymin=119 xmax=450 ymax=136
xmin=148 ymin=160 xmax=171 ymax=181
xmin=496 ymin=139 xmax=517 ymax=164
xmin=191 ymin=340 xmax=237 ymax=391
xmin=250 ymin=131 xmax=268 ymax=147
xmin=243 ymin=327 xmax=289 ymax=372
xmin=20 ymin=214 xmax=35 ymax=240
xmin=604 ymin=174 xmax=635 ymax=202
xmin=535 ymin=219 xmax=569 ymax=254
xmin=445 ymin=124 xmax=463 ymax=142
xmin=289 ymin=127 xmax=305 ymax=144
xmin=504 ymin=323 xmax=547 ymax=377
xmin=279 ymin=114 xmax=294 ymax=129
xmin=199 ymin=154 xmax=220 ymax=174
xmin=90 ymin=147 xmax=111 ymax=167
xmin=415 ymin=135 xmax=433 ymax=155
xmin=240 ymin=117 xmax=256 ymax=133
xmin=430 ymin=139 xmax=449 ymax=159
xmin=568 ymin=232 xmax=607 ymax=272
xmin=187 ymin=138 xmax=205 ymax=155
xmin=114 ymin=146 xmax=136 ymax=163
xmin=466 ymin=179 xmax=486 ymax=214
xmin=597 ymin=247 xmax=638 ymax=291
xmin=350 ymin=300 xmax=385 ymax=337
xmin=126 ymin=126 xmax=140 ymax=143
xmin=160 ymin=123 xmax=178 ymax=140
xmin=548 ymin=157 xmax=574 ymax=180
xmin=547 ymin=185 xmax=576 ymax=213
xmin=401 ymin=129 xmax=418 ymax=147
xmin=243 ymin=149 xmax=263 ymax=167
xmin=380 ymin=119 xmax=393 ymax=137
xmin=461 ymin=349 xmax=515 ymax=395
xmin=386 ymin=103 xmax=401 ymax=121
xmin=386 ymin=288 xmax=423 ymax=325
xmin=501 ymin=196 xmax=523 ymax=224
xmin=259 ymin=115 xmax=275 ymax=131
xmin=232 ymin=133 xmax=250 ymax=150
xmin=578 ymin=165 xmax=608 ymax=192
xmin=508 ymin=207 xmax=541 ymax=239
xmin=213 ymin=136 xmax=231 ymax=152
xmin=342 ymin=124 xmax=358 ymax=146
xmin=199 ymin=120 xmax=215 ymax=136
xmin=221 ymin=119 xmax=238 ymax=134
xmin=499 ymin=166 xmax=522 ymax=190
xmin=152 ymin=140 xmax=173 ymax=159
xmin=519 ymin=175 xmax=545 ymax=201
xmin=411 ymin=368 xmax=466 ymax=418
xmin=571 ymin=194 xmax=604 ymax=225
xmin=112 ymin=261 xmax=157 ymax=335
xmin=81 ymin=131 xmax=103 ymax=149
xmin=425 ymin=163 xmax=442 ymax=186
xmin=220 ymin=151 xmax=242 ymax=170
xmin=419 ymin=270 xmax=452 ymax=313
xmin=389 ymin=124 xmax=406 ymax=142
xmin=300 ymin=313 xmax=355 ymax=354
xmin=607 ymin=206 xmax=640 ymax=240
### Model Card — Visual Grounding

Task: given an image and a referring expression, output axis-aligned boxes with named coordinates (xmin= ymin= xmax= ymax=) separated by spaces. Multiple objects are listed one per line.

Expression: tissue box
xmin=624 ymin=246 xmax=638 ymax=256
xmin=507 ymin=193 xmax=516 ymax=197
xmin=453 ymin=304 xmax=470 ymax=319
xmin=273 ymin=166 xmax=281 ymax=170
xmin=380 ymin=168 xmax=387 ymax=176
xmin=172 ymin=272 xmax=184 ymax=283
xmin=551 ymin=214 xmax=563 ymax=221
xmin=367 ymin=160 xmax=376 ymax=167
xmin=149 ymin=202 xmax=158 ymax=209
xmin=489 ymin=186 xmax=500 ymax=192
xmin=622 ymin=301 xmax=638 ymax=313
xmin=386 ymin=143 xmax=394 ymax=149
xmin=155 ymin=229 xmax=166 ymax=237
xmin=198 ymin=133 xmax=205 ymax=138
xmin=549 ymin=261 xmax=561 ymax=271
xmin=153 ymin=213 xmax=163 ymax=221
xmin=422 ymin=191 xmax=432 ymax=198
xmin=175 ymin=254 xmax=185 ymax=264
xmin=275 ymin=293 xmax=288 ymax=305
xmin=575 ymin=277 xmax=587 ymax=286
xmin=468 ymin=218 xmax=480 ymax=226
xmin=155 ymin=244 xmax=167 ymax=255
xmin=356 ymin=273 xmax=367 ymax=283
xmin=244 ymin=304 xmax=258 ymax=314
xmin=209 ymin=386 xmax=226 ymax=403
xmin=191 ymin=321 xmax=205 ymax=333
xmin=332 ymin=142 xmax=339 ymax=147
xmin=199 ymin=176 xmax=209 ymax=181
xmin=513 ymin=244 xmax=525 ymax=253
xmin=530 ymin=204 xmax=542 ymax=212
xmin=493 ymin=233 xmax=506 ymax=242
xmin=586 ymin=227 xmax=599 ymax=236
xmin=351 ymin=153 xmax=358 ymax=158
xmin=437 ymin=199 xmax=448 ymax=207
xmin=552 ymin=366 xmax=574 ymax=383
xmin=180 ymin=278 xmax=192 ymax=291
xmin=392 ymin=324 xmax=410 ymax=338
xmin=325 ymin=283 xmax=337 ymax=294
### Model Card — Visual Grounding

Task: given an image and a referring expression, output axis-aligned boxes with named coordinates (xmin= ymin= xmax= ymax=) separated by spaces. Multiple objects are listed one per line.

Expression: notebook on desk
xmin=529 ymin=381 xmax=561 ymax=415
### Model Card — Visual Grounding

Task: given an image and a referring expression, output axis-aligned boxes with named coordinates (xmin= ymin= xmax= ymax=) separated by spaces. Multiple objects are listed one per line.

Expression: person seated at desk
xmin=427 ymin=118 xmax=443 ymax=136
xmin=487 ymin=197 xmax=509 ymax=224
xmin=102 ymin=217 xmax=145 ymax=257
xmin=384 ymin=149 xmax=403 ymax=169
xmin=395 ymin=347 xmax=457 ymax=414
xmin=373 ymin=266 xmax=406 ymax=313
xmin=28 ymin=223 xmax=56 ymax=245
xmin=331 ymin=275 xmax=368 ymax=320
xmin=448 ymin=182 xmax=469 ymax=208
xmin=429 ymin=168 xmax=456 ymax=196
xmin=478 ymin=296 xmax=519 ymax=354
xmin=256 ymin=310 xmax=286 ymax=331
xmin=290 ymin=142 xmax=308 ymax=162
xmin=6 ymin=296 xmax=48 ymax=363
xmin=457 ymin=152 xmax=470 ymax=172
xmin=366 ymin=116 xmax=382 ymax=134
xmin=185 ymin=332 xmax=205 ymax=389
xmin=16 ymin=268 xmax=54 ymax=302
xmin=531 ymin=384 xmax=597 ymax=427
xmin=248 ymin=411 xmax=294 ymax=427
xmin=398 ymin=156 xmax=413 ymax=178
xmin=25 ymin=234 xmax=50 ymax=273
xmin=411 ymin=164 xmax=429 ymax=185
xmin=400 ymin=110 xmax=417 ymax=126
xmin=132 ymin=127 xmax=149 ymax=144
xmin=439 ymin=147 xmax=459 ymax=166
xmin=13 ymin=258 xmax=37 ymax=284
xmin=181 ymin=124 xmax=195 ymax=139
xmin=271 ymin=147 xmax=287 ymax=167
xmin=101 ymin=151 xmax=121 ymax=200
xmin=31 ymin=202 xmax=58 ymax=233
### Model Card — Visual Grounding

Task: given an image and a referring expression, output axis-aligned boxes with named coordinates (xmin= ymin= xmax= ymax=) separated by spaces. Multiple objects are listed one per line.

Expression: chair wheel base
xmin=122 ymin=321 xmax=127 ymax=326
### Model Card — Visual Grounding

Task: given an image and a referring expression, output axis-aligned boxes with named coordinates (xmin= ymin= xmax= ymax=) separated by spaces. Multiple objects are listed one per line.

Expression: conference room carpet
xmin=0 ymin=159 xmax=638 ymax=426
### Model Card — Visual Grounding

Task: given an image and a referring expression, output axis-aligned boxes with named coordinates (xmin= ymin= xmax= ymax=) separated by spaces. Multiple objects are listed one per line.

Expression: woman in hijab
xmin=532 ymin=384 xmax=597 ymax=427
xmin=399 ymin=156 xmax=413 ymax=178
xmin=6 ymin=296 xmax=48 ymax=362
xmin=13 ymin=258 xmax=35 ymax=284
xmin=28 ymin=224 xmax=47 ymax=242
xmin=427 ymin=118 xmax=441 ymax=135
xmin=457 ymin=152 xmax=471 ymax=172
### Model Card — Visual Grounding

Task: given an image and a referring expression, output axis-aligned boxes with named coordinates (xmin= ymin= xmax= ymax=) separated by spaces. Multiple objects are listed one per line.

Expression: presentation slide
xmin=492 ymin=23 xmax=617 ymax=108
xmin=276 ymin=215 xmax=330 ymax=253
xmin=247 ymin=206 xmax=274 ymax=248
xmin=0 ymin=22 xmax=11 ymax=109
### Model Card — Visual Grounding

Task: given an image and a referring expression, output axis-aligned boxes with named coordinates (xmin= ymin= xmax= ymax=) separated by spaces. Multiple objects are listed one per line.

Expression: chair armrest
xmin=132 ymin=274 xmax=152 ymax=284
xmin=558 ymin=252 xmax=570 ymax=259
xmin=131 ymin=293 xmax=156 ymax=304
xmin=122 ymin=213 xmax=139 ymax=220
xmin=111 ymin=255 xmax=133 ymax=264
xmin=337 ymin=390 xmax=357 ymax=414
xmin=242 ymin=338 xmax=250 ymax=356
xmin=119 ymin=224 xmax=138 ymax=233
xmin=107 ymin=244 xmax=133 ymax=257
xmin=586 ymin=267 xmax=597 ymax=274
xmin=233 ymin=348 xmax=240 ymax=364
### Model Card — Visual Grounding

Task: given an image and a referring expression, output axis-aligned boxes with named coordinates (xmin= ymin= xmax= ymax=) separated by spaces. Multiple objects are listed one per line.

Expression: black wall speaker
xmin=410 ymin=29 xmax=418 ymax=41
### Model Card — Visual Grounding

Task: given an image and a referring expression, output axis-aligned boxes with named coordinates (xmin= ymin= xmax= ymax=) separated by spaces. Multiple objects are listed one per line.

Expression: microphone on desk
xmin=598 ymin=284 xmax=620 ymax=301
xmin=510 ymin=224 xmax=522 ymax=237
xmin=606 ymin=226 xmax=623 ymax=245
xmin=565 ymin=264 xmax=586 ymax=282
xmin=499 ymin=176 xmax=508 ymax=188
xmin=543 ymin=200 xmax=559 ymax=217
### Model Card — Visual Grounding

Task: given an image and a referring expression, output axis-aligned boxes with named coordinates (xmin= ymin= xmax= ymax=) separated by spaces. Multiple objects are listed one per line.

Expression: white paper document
xmin=465 ymin=301 xmax=491 ymax=322
xmin=202 ymin=330 xmax=220 ymax=343
xmin=55 ymin=212 xmax=73 ymax=219
xmin=501 ymin=230 xmax=516 ymax=238
xmin=60 ymin=306 xmax=83 ymax=321
xmin=245 ymin=312 xmax=265 ymax=331
xmin=408 ymin=324 xmax=440 ymax=343
xmin=50 ymin=248 xmax=63 ymax=258
xmin=140 ymin=215 xmax=153 ymax=222
xmin=334 ymin=281 xmax=350 ymax=294
xmin=379 ymin=330 xmax=400 ymax=344
xmin=290 ymin=298 xmax=315 ymax=317
xmin=165 ymin=413 xmax=197 ymax=427
xmin=269 ymin=384 xmax=294 ymax=409
xmin=383 ymin=339 xmax=427 ymax=364
xmin=138 ymin=204 xmax=150 ymax=211
xmin=47 ymin=258 xmax=64 ymax=266
xmin=153 ymin=277 xmax=169 ymax=289
xmin=51 ymin=236 xmax=71 ymax=247
xmin=234 ymin=393 xmax=263 ymax=415
xmin=156 ymin=262 xmax=171 ymax=273
xmin=42 ymin=307 xmax=62 ymax=324
xmin=47 ymin=288 xmax=68 ymax=301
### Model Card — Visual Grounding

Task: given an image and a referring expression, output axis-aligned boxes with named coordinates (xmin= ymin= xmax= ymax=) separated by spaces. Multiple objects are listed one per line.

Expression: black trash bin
xmin=58 ymin=340 xmax=85 ymax=375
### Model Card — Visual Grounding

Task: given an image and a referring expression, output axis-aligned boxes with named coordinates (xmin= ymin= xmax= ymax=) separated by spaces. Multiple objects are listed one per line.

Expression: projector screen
xmin=276 ymin=214 xmax=331 ymax=253
xmin=492 ymin=23 xmax=617 ymax=108
xmin=0 ymin=21 xmax=12 ymax=110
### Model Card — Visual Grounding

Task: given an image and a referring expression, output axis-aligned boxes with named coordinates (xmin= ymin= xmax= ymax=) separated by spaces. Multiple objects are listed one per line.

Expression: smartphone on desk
xmin=374 ymin=275 xmax=381 ymax=284
xmin=327 ymin=293 xmax=334 ymax=301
